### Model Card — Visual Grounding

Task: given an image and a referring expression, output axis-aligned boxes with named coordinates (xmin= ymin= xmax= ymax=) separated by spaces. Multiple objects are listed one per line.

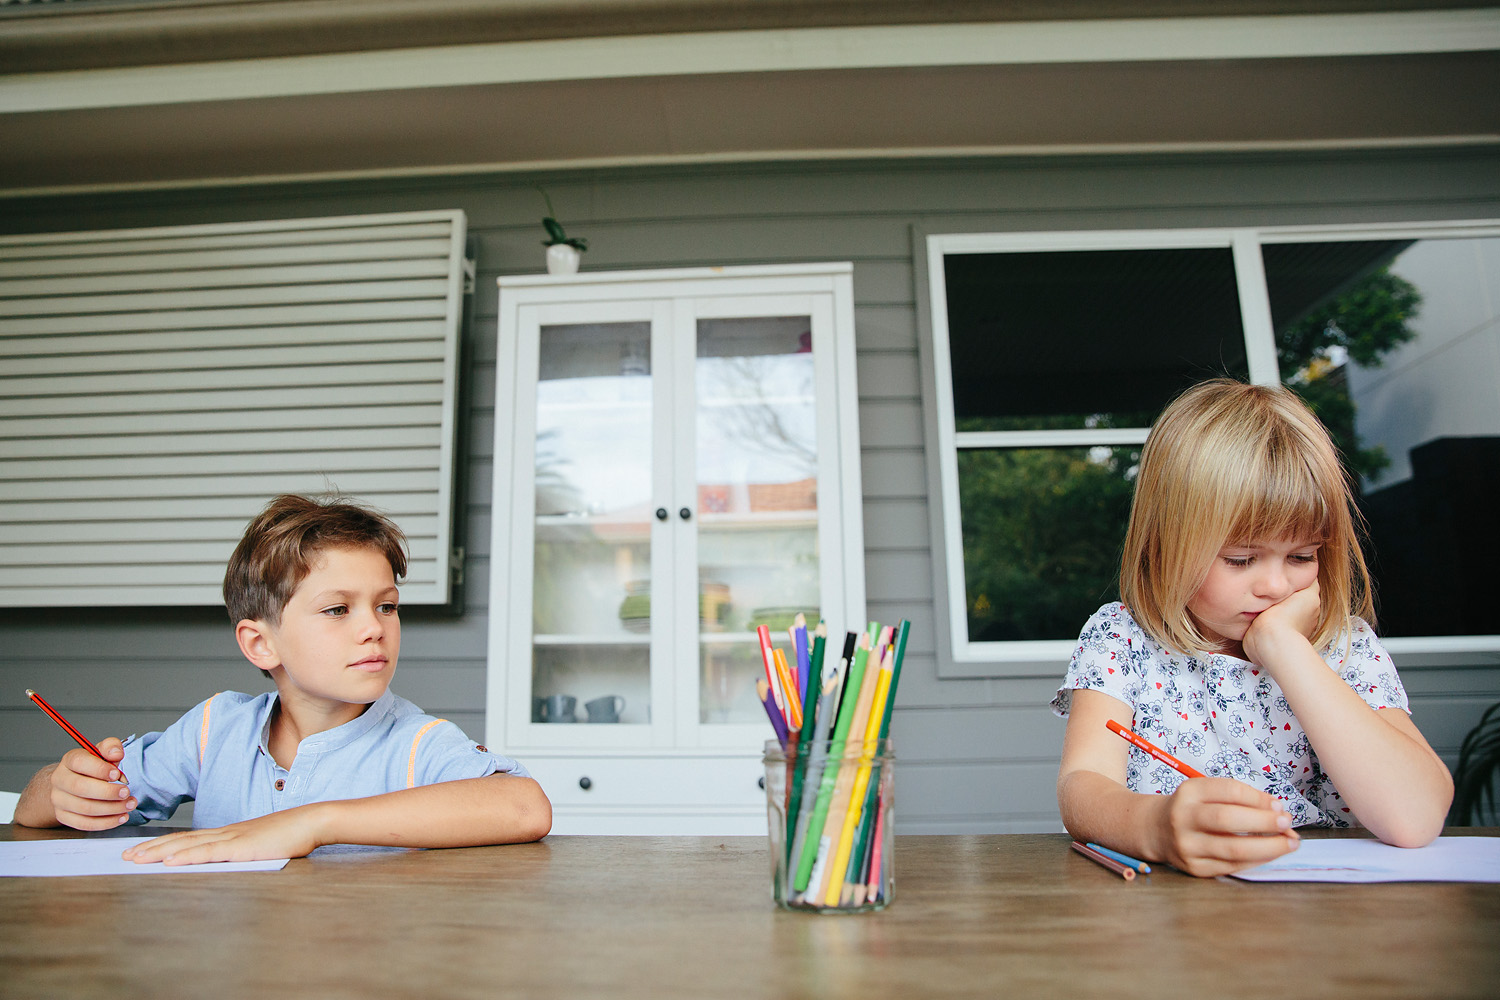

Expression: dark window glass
xmin=958 ymin=445 xmax=1139 ymax=642
xmin=944 ymin=248 xmax=1248 ymax=431
xmin=1264 ymin=237 xmax=1500 ymax=638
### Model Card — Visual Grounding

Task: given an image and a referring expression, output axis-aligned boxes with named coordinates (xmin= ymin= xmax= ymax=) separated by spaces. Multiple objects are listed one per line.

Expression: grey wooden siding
xmin=3 ymin=149 xmax=1499 ymax=833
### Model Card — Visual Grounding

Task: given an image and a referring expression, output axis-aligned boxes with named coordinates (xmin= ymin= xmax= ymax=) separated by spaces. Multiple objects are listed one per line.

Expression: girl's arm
xmin=1058 ymin=689 xmax=1298 ymax=877
xmin=119 ymin=772 xmax=552 ymax=864
xmin=1244 ymin=585 xmax=1453 ymax=848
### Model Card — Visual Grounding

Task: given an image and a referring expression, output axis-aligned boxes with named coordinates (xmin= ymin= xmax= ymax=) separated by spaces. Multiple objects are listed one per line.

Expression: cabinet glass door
xmin=694 ymin=314 xmax=822 ymax=727
xmin=530 ymin=320 xmax=656 ymax=728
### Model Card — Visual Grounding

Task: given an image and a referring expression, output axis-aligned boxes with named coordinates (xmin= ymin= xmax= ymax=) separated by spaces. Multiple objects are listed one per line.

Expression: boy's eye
xmin=379 ymin=602 xmax=399 ymax=615
xmin=321 ymin=605 xmax=349 ymax=618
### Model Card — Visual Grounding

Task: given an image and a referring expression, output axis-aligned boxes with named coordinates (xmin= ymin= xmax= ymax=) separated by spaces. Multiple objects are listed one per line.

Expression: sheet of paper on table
xmin=1231 ymin=836 xmax=1500 ymax=883
xmin=0 ymin=837 xmax=289 ymax=877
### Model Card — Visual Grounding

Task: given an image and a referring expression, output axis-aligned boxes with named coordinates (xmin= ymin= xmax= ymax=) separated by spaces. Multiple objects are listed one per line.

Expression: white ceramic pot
xmin=546 ymin=244 xmax=582 ymax=275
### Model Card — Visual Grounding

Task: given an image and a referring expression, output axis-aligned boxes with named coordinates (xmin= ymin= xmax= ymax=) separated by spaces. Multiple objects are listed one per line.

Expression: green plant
xmin=538 ymin=188 xmax=588 ymax=251
xmin=1449 ymin=701 xmax=1500 ymax=826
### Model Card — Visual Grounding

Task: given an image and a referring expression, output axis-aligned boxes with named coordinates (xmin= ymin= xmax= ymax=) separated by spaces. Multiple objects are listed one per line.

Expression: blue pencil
xmin=1085 ymin=842 xmax=1151 ymax=874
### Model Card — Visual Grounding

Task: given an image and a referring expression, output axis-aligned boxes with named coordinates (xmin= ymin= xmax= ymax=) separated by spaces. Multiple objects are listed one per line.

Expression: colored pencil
xmin=1072 ymin=841 xmax=1137 ymax=881
xmin=1105 ymin=719 xmax=1205 ymax=779
xmin=793 ymin=631 xmax=868 ymax=893
xmin=1086 ymin=843 xmax=1151 ymax=874
xmin=26 ymin=688 xmax=126 ymax=781
xmin=773 ymin=648 xmax=802 ymax=730
xmin=841 ymin=619 xmax=910 ymax=899
xmin=757 ymin=678 xmax=789 ymax=747
xmin=757 ymin=624 xmax=785 ymax=714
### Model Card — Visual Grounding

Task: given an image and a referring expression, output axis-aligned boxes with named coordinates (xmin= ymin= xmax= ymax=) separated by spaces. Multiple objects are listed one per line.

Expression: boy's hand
xmin=1242 ymin=580 xmax=1321 ymax=667
xmin=121 ymin=806 xmax=325 ymax=865
xmin=1154 ymin=777 xmax=1300 ymax=877
xmin=48 ymin=738 xmax=137 ymax=831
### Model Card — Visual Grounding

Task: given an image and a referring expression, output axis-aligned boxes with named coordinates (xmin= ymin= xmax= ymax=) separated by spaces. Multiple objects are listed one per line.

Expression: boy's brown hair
xmin=224 ymin=494 xmax=408 ymax=626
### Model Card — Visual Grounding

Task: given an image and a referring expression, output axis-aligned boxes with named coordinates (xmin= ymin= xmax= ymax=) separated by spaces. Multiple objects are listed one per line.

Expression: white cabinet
xmin=485 ymin=264 xmax=865 ymax=834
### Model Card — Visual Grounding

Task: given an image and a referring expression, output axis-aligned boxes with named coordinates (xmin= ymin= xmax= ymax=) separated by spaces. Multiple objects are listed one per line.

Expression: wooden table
xmin=3 ymin=826 xmax=1498 ymax=999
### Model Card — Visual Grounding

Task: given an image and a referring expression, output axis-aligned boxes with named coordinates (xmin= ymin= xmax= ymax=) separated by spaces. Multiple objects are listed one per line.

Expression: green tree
xmin=1277 ymin=268 xmax=1421 ymax=484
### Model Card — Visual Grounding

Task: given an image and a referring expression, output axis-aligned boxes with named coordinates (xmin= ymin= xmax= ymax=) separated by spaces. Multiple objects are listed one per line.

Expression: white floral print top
xmin=1051 ymin=602 xmax=1409 ymax=828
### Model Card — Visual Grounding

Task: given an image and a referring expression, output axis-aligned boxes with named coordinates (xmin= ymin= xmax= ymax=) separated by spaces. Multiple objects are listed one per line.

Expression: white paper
xmin=0 ymin=837 xmax=289 ymax=877
xmin=1230 ymin=836 xmax=1500 ymax=883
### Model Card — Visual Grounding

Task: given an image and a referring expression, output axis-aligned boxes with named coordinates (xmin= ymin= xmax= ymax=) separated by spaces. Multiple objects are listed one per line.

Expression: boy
xmin=15 ymin=494 xmax=551 ymax=863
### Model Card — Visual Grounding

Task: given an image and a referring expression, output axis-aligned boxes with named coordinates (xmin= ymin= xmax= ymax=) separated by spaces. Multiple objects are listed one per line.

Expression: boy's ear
xmin=235 ymin=619 xmax=281 ymax=671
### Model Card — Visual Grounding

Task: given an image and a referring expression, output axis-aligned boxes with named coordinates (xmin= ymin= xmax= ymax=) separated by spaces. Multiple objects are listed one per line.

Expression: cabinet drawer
xmin=522 ymin=754 xmax=766 ymax=808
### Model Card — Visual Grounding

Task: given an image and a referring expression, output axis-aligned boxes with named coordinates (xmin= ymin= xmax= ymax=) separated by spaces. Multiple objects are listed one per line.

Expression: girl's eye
xmin=1291 ymin=553 xmax=1318 ymax=564
xmin=1223 ymin=556 xmax=1253 ymax=567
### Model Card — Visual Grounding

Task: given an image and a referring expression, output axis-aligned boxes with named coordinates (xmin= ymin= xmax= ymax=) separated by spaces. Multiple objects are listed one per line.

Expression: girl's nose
xmin=1253 ymin=563 xmax=1291 ymax=600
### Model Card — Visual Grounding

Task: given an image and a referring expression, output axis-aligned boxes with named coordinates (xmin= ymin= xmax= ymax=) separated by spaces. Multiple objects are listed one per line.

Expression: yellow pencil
xmin=807 ymin=642 xmax=882 ymax=903
xmin=824 ymin=647 xmax=894 ymax=906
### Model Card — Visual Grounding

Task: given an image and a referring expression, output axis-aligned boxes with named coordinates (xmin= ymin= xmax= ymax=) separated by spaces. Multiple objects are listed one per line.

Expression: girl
xmin=1053 ymin=379 xmax=1452 ymax=877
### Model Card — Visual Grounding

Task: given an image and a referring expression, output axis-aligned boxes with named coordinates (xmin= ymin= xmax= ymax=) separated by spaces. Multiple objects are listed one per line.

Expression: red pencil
xmin=26 ymin=689 xmax=126 ymax=781
xmin=1105 ymin=719 xmax=1204 ymax=779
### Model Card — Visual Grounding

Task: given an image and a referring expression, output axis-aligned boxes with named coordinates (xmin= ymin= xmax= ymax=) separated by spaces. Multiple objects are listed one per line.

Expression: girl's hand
xmin=1242 ymin=579 xmax=1321 ymax=666
xmin=1154 ymin=778 xmax=1300 ymax=877
xmin=48 ymin=738 xmax=137 ymax=831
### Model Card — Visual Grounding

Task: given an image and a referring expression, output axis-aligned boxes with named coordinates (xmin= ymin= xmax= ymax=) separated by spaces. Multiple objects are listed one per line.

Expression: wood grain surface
xmin=2 ymin=827 xmax=1497 ymax=1000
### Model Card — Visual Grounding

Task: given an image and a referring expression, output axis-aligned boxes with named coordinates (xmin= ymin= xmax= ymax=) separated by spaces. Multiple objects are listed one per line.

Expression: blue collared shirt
xmin=119 ymin=689 xmax=529 ymax=829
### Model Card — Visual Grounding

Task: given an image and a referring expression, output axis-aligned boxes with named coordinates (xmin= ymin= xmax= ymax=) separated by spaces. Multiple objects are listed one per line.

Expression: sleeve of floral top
xmin=1051 ymin=602 xmax=1142 ymax=720
xmin=1331 ymin=617 xmax=1410 ymax=714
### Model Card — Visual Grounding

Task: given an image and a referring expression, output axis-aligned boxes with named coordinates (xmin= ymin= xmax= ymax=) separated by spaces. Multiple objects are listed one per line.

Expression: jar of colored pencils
xmin=763 ymin=737 xmax=895 ymax=912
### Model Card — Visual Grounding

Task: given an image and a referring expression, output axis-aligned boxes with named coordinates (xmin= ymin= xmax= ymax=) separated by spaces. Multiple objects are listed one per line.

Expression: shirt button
xmin=274 ymin=779 xmax=285 ymax=791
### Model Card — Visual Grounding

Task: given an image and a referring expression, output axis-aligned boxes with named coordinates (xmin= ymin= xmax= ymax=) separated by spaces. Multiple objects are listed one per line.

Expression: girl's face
xmin=1187 ymin=536 xmax=1321 ymax=656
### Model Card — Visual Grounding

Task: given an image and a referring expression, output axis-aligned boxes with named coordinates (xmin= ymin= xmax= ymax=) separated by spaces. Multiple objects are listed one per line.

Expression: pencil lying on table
xmin=1072 ymin=841 xmax=1136 ymax=880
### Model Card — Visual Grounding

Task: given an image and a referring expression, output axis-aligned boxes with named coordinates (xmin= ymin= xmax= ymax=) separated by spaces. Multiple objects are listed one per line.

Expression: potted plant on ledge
xmin=540 ymin=189 xmax=588 ymax=275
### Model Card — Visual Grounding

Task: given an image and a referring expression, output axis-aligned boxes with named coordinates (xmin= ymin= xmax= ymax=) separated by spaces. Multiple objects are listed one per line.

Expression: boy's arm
xmin=1058 ymin=689 xmax=1297 ymax=877
xmin=120 ymin=772 xmax=551 ymax=865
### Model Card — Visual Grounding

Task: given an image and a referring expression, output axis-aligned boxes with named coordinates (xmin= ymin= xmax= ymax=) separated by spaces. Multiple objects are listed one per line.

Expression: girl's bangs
xmin=1226 ymin=445 xmax=1332 ymax=546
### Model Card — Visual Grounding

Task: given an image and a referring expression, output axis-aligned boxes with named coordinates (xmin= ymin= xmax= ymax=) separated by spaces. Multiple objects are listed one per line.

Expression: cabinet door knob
xmin=679 ymin=507 xmax=692 ymax=520
xmin=579 ymin=776 xmax=592 ymax=791
xmin=758 ymin=776 xmax=766 ymax=790
xmin=655 ymin=508 xmax=668 ymax=521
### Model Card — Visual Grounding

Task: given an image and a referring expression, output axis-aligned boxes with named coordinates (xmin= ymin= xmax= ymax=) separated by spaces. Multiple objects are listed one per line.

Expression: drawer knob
xmin=758 ymin=776 xmax=765 ymax=790
xmin=579 ymin=776 xmax=592 ymax=791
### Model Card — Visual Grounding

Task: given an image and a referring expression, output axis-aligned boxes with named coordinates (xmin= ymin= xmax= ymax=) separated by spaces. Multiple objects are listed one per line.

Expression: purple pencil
xmin=757 ymin=677 xmax=790 ymax=746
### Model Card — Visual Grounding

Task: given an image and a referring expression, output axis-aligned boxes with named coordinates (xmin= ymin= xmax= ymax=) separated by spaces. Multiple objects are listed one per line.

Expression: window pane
xmin=1264 ymin=236 xmax=1500 ymax=638
xmin=943 ymin=247 xmax=1248 ymax=431
xmin=958 ymin=445 xmax=1138 ymax=642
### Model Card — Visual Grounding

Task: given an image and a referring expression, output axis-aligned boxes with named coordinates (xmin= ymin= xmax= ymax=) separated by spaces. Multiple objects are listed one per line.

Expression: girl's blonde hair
xmin=1120 ymin=378 xmax=1375 ymax=657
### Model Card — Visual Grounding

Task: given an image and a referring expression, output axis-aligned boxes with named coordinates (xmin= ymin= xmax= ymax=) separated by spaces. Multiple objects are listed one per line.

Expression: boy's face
xmin=258 ymin=545 xmax=401 ymax=713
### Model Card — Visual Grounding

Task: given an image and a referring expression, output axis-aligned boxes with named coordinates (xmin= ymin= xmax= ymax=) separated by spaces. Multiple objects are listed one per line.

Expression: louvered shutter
xmin=0 ymin=210 xmax=469 ymax=607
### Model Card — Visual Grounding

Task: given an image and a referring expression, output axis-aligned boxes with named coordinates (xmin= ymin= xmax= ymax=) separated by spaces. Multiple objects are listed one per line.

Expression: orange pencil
xmin=26 ymin=688 xmax=126 ymax=781
xmin=772 ymin=648 xmax=803 ymax=730
xmin=1105 ymin=719 xmax=1204 ymax=779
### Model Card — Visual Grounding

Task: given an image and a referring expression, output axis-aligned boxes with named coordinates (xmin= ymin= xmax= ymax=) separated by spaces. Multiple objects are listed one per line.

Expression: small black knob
xmin=679 ymin=507 xmax=691 ymax=520
xmin=655 ymin=508 xmax=668 ymax=521
xmin=758 ymin=776 xmax=766 ymax=790
xmin=579 ymin=776 xmax=592 ymax=790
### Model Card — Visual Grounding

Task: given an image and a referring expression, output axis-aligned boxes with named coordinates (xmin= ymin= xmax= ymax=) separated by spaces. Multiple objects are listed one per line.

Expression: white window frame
xmin=924 ymin=221 xmax=1500 ymax=678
